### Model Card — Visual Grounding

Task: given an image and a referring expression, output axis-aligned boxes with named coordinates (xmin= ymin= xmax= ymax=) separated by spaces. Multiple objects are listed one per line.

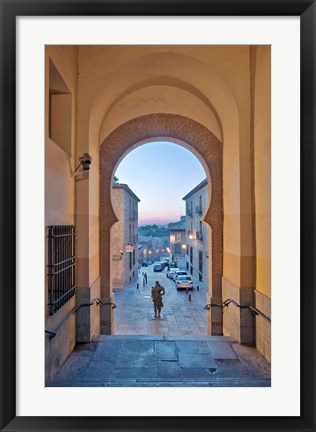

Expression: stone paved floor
xmin=48 ymin=335 xmax=271 ymax=387
xmin=47 ymin=264 xmax=271 ymax=387
xmin=113 ymin=264 xmax=209 ymax=336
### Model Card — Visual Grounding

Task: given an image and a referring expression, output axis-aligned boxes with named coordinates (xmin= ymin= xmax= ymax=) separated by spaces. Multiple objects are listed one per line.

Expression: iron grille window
xmin=47 ymin=225 xmax=76 ymax=315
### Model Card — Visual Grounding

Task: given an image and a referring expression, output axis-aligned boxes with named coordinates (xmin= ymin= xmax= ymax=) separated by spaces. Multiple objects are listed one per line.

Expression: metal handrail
xmin=45 ymin=298 xmax=117 ymax=340
xmin=204 ymin=298 xmax=271 ymax=324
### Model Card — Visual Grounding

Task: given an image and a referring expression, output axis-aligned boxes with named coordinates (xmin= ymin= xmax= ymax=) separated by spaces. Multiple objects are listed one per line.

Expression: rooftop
xmin=168 ymin=216 xmax=186 ymax=231
xmin=182 ymin=178 xmax=208 ymax=201
xmin=112 ymin=183 xmax=141 ymax=202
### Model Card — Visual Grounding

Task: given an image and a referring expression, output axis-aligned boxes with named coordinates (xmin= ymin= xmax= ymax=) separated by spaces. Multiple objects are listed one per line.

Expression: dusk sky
xmin=115 ymin=141 xmax=206 ymax=225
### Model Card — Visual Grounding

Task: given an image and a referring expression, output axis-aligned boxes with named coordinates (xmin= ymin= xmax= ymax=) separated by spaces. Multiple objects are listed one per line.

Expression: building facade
xmin=168 ymin=216 xmax=187 ymax=269
xmin=138 ymin=235 xmax=153 ymax=263
xmin=111 ymin=183 xmax=140 ymax=288
xmin=183 ymin=179 xmax=209 ymax=283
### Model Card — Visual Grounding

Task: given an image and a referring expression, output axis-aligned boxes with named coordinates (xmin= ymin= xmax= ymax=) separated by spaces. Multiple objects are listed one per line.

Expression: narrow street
xmin=113 ymin=263 xmax=208 ymax=336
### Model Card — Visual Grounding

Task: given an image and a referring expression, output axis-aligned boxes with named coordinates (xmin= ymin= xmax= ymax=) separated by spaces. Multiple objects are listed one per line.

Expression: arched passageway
xmin=99 ymin=113 xmax=223 ymax=335
xmin=45 ymin=45 xmax=271 ymax=382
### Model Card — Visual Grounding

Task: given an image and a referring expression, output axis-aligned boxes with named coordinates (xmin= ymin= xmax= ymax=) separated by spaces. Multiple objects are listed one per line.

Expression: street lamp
xmin=188 ymin=233 xmax=193 ymax=240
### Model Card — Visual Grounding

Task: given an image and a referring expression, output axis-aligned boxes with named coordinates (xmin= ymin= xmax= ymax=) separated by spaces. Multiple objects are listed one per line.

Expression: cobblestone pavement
xmin=113 ymin=264 xmax=209 ymax=336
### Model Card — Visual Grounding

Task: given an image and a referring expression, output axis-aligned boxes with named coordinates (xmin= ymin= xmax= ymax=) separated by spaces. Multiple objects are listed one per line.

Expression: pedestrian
xmin=151 ymin=280 xmax=166 ymax=318
xmin=143 ymin=277 xmax=146 ymax=288
xmin=144 ymin=272 xmax=148 ymax=285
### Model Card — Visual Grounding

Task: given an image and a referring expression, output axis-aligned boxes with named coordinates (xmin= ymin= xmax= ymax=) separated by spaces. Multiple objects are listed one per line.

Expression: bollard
xmin=188 ymin=294 xmax=192 ymax=301
xmin=137 ymin=283 xmax=139 ymax=290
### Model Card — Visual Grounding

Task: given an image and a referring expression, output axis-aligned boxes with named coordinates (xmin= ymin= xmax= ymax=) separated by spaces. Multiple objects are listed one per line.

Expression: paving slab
xmin=155 ymin=341 xmax=178 ymax=360
xmin=112 ymin=367 xmax=156 ymax=379
xmin=84 ymin=361 xmax=114 ymax=379
xmin=51 ymin=354 xmax=92 ymax=381
xmin=120 ymin=340 xmax=154 ymax=355
xmin=115 ymin=353 xmax=156 ymax=368
xmin=181 ymin=367 xmax=213 ymax=379
xmin=156 ymin=361 xmax=182 ymax=378
xmin=179 ymin=353 xmax=217 ymax=369
xmin=207 ymin=341 xmax=238 ymax=359
xmin=93 ymin=340 xmax=121 ymax=361
xmin=175 ymin=340 xmax=210 ymax=354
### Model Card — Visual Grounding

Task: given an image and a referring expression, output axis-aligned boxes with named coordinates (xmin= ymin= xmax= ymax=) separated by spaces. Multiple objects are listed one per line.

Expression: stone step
xmin=49 ymin=378 xmax=271 ymax=387
xmin=93 ymin=335 xmax=232 ymax=342
xmin=47 ymin=335 xmax=271 ymax=388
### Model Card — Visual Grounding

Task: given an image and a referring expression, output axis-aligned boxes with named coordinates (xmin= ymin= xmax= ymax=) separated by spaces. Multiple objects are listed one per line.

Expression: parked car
xmin=153 ymin=263 xmax=164 ymax=272
xmin=176 ymin=275 xmax=193 ymax=290
xmin=142 ymin=262 xmax=148 ymax=267
xmin=166 ymin=268 xmax=180 ymax=278
xmin=174 ymin=270 xmax=188 ymax=280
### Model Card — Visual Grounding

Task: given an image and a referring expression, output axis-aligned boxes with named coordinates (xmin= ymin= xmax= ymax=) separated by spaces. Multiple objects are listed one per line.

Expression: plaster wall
xmin=252 ymin=46 xmax=271 ymax=299
xmin=252 ymin=46 xmax=271 ymax=361
xmin=45 ymin=46 xmax=78 ymax=381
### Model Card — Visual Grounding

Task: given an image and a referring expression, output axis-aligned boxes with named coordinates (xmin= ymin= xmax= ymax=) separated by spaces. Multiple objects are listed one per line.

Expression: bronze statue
xmin=151 ymin=280 xmax=166 ymax=318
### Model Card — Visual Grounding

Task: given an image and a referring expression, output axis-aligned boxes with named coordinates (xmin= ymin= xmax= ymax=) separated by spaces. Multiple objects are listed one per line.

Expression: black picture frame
xmin=0 ymin=1 xmax=315 ymax=431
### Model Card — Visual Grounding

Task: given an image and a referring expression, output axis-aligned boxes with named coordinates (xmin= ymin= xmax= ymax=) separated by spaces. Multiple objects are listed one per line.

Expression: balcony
xmin=196 ymin=232 xmax=203 ymax=241
xmin=195 ymin=206 xmax=203 ymax=215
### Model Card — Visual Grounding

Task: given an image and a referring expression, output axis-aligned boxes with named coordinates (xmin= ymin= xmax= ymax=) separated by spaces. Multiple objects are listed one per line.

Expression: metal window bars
xmin=47 ymin=225 xmax=76 ymax=315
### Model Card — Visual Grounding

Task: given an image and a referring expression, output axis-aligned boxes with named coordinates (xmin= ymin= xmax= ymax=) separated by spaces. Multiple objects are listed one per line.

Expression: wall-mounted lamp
xmin=71 ymin=153 xmax=92 ymax=177
xmin=205 ymin=252 xmax=209 ymax=259
xmin=112 ymin=250 xmax=124 ymax=262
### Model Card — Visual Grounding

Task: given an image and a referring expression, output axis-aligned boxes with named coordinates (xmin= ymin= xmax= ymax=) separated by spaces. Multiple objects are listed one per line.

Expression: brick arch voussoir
xmin=99 ymin=114 xmax=223 ymax=304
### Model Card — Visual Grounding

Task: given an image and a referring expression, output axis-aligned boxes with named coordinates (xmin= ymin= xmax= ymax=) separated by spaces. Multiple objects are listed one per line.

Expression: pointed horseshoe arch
xmin=99 ymin=113 xmax=223 ymax=334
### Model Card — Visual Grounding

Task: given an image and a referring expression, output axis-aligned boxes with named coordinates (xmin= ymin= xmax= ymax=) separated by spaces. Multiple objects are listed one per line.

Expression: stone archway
xmin=100 ymin=113 xmax=223 ymax=335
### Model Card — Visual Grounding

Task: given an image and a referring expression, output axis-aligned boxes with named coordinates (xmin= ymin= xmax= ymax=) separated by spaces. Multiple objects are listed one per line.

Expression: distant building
xmin=151 ymin=237 xmax=164 ymax=260
xmin=138 ymin=235 xmax=153 ymax=263
xmin=111 ymin=183 xmax=140 ymax=288
xmin=168 ymin=216 xmax=187 ymax=268
xmin=138 ymin=235 xmax=165 ymax=262
xmin=182 ymin=179 xmax=209 ymax=282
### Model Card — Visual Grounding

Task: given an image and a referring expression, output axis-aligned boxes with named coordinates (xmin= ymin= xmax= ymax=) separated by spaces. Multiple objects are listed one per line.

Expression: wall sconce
xmin=112 ymin=250 xmax=124 ymax=262
xmin=188 ymin=233 xmax=193 ymax=240
xmin=205 ymin=252 xmax=209 ymax=259
xmin=71 ymin=153 xmax=92 ymax=177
